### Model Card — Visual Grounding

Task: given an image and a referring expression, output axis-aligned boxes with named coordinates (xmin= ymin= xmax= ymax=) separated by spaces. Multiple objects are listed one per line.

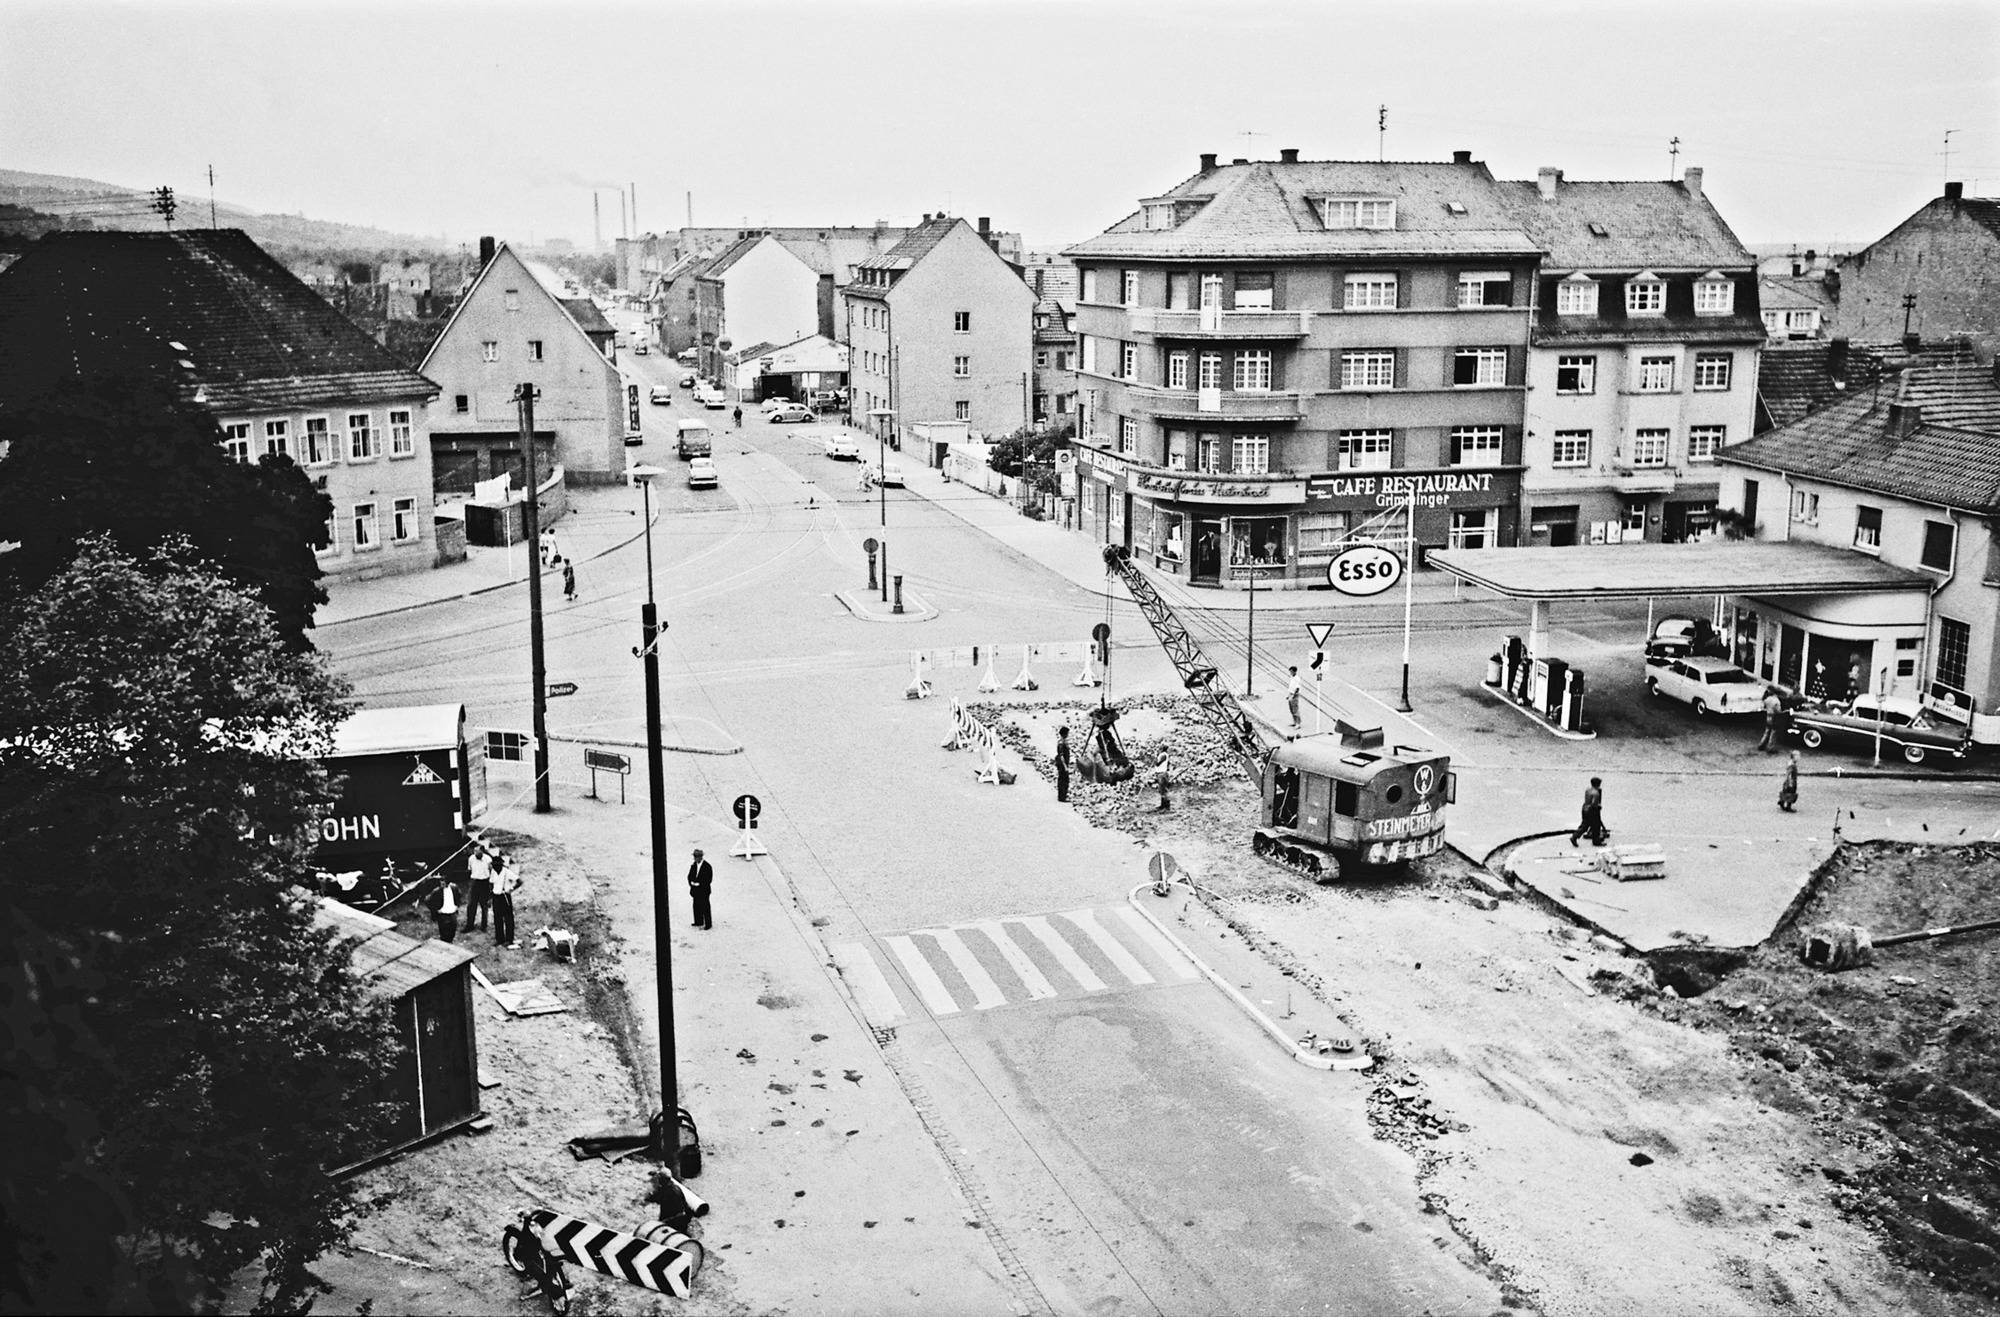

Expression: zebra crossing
xmin=831 ymin=904 xmax=1200 ymax=1026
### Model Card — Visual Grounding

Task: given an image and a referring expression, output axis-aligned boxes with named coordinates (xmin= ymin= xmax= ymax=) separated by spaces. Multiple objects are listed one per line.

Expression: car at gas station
xmin=1786 ymin=693 xmax=1973 ymax=764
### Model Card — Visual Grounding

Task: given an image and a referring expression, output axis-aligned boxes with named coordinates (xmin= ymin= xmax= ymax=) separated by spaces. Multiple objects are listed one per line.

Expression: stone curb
xmin=832 ymin=588 xmax=938 ymax=622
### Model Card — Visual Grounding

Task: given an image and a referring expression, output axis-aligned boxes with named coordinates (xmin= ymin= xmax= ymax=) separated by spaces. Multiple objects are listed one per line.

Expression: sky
xmin=3 ymin=0 xmax=1996 ymax=255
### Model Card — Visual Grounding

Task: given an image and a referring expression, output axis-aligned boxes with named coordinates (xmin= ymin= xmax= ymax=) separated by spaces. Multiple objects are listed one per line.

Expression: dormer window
xmin=1142 ymin=202 xmax=1176 ymax=231
xmin=1625 ymin=273 xmax=1665 ymax=316
xmin=1555 ymin=275 xmax=1598 ymax=316
xmin=1318 ymin=198 xmax=1396 ymax=230
xmin=1694 ymin=272 xmax=1735 ymax=315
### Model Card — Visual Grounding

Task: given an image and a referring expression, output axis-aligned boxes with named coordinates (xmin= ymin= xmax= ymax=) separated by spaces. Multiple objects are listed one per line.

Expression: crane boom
xmin=1102 ymin=545 xmax=1273 ymax=784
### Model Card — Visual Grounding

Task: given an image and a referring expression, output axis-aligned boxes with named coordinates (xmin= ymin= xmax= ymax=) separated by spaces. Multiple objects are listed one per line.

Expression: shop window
xmin=1298 ymin=511 xmax=1350 ymax=554
xmin=1230 ymin=517 xmax=1287 ymax=566
xmin=1937 ymin=616 xmax=1970 ymax=692
xmin=1449 ymin=508 xmax=1496 ymax=549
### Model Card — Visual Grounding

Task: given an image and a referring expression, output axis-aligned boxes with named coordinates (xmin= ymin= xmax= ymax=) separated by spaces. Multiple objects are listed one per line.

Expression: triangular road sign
xmin=1306 ymin=623 xmax=1335 ymax=648
xmin=402 ymin=762 xmax=444 ymax=786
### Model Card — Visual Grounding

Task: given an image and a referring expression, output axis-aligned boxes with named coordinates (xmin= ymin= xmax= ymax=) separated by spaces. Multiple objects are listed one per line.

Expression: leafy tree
xmin=0 ymin=376 xmax=332 ymax=649
xmin=988 ymin=419 xmax=1075 ymax=494
xmin=0 ymin=537 xmax=397 ymax=1314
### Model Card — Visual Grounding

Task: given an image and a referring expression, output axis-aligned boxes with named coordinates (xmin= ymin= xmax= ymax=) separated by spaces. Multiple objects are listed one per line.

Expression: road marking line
xmin=830 ymin=942 xmax=906 ymax=1026
xmin=1111 ymin=906 xmax=1199 ymax=980
xmin=886 ymin=935 xmax=960 ymax=1016
xmin=930 ymin=929 xmax=1007 ymax=1010
xmin=1021 ymin=915 xmax=1107 ymax=992
xmin=1063 ymin=907 xmax=1154 ymax=986
xmin=967 ymin=920 xmax=1058 ymax=999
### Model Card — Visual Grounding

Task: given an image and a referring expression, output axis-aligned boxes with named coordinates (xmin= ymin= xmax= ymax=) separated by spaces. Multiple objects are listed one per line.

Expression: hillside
xmin=0 ymin=168 xmax=451 ymax=253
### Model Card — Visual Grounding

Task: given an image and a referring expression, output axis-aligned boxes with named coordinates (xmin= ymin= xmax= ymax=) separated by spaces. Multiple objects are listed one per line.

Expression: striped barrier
xmin=525 ymin=1208 xmax=702 ymax=1301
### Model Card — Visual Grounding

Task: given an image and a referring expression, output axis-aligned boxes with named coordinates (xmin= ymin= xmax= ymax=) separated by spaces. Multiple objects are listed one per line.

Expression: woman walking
xmin=1778 ymin=751 xmax=1800 ymax=813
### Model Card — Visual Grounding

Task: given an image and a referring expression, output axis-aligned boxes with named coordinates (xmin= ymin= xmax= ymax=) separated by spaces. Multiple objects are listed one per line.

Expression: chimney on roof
xmin=1199 ymin=152 xmax=1217 ymax=172
xmin=1683 ymin=167 xmax=1704 ymax=200
xmin=1945 ymin=181 xmax=1965 ymax=202
xmin=1232 ymin=157 xmax=1249 ymax=165
xmin=1279 ymin=147 xmax=1299 ymax=164
xmin=1536 ymin=167 xmax=1561 ymax=201
xmin=1452 ymin=149 xmax=1473 ymax=165
xmin=1886 ymin=370 xmax=1921 ymax=438
xmin=1904 ymin=331 xmax=1923 ymax=351
xmin=921 ymin=213 xmax=931 ymax=223
xmin=1828 ymin=336 xmax=1851 ymax=380
xmin=479 ymin=236 xmax=495 ymax=266
xmin=978 ymin=216 xmax=990 ymax=234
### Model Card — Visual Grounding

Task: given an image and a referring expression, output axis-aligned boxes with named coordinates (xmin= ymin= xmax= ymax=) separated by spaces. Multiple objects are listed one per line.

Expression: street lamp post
xmin=869 ymin=407 xmax=894 ymax=528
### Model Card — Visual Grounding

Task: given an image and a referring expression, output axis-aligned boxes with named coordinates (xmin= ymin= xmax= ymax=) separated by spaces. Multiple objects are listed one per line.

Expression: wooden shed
xmin=318 ymin=898 xmax=482 ymax=1173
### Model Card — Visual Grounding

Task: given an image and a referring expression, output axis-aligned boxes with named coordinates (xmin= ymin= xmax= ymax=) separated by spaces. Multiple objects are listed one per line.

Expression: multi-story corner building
xmin=843 ymin=216 xmax=1033 ymax=447
xmin=1833 ymin=184 xmax=2000 ymax=358
xmin=1064 ymin=150 xmax=1540 ymax=588
xmin=1505 ymin=167 xmax=1764 ymax=546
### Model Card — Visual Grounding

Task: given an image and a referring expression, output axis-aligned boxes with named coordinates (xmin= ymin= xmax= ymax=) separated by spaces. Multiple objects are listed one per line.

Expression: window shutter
xmin=1444 ymin=349 xmax=1458 ymax=388
xmin=1393 ymin=348 xmax=1406 ymax=390
xmin=1272 ymin=268 xmax=1286 ymax=310
xmin=1398 ymin=270 xmax=1411 ymax=309
xmin=1509 ymin=346 xmax=1526 ymax=388
xmin=1271 ymin=352 xmax=1284 ymax=391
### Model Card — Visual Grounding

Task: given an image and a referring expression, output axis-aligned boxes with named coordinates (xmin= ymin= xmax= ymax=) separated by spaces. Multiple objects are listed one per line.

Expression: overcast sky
xmin=4 ymin=0 xmax=1996 ymax=255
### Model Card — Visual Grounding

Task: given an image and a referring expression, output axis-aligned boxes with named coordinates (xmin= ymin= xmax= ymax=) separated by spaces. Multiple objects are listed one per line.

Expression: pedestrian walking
xmin=539 ymin=527 xmax=558 ymax=568
xmin=427 ymin=879 xmax=460 ymax=942
xmin=1154 ymin=748 xmax=1172 ymax=812
xmin=490 ymin=850 xmax=518 ymax=948
xmin=687 ymin=848 xmax=714 ymax=930
xmin=1054 ymin=726 xmax=1072 ymax=802
xmin=1286 ymin=666 xmax=1303 ymax=733
xmin=466 ymin=845 xmax=494 ymax=934
xmin=732 ymin=405 xmax=743 ymax=429
xmin=1756 ymin=687 xmax=1783 ymax=752
xmin=1778 ymin=751 xmax=1800 ymax=813
xmin=1569 ymin=777 xmax=1609 ymax=846
xmin=562 ymin=560 xmax=577 ymax=602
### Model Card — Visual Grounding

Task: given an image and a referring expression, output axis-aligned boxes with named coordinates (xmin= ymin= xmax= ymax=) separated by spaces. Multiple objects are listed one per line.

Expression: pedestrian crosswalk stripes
xmin=833 ymin=903 xmax=1202 ymax=1026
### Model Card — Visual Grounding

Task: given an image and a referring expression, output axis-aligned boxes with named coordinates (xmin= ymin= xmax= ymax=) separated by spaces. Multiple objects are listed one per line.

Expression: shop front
xmin=1722 ymin=591 xmax=1931 ymax=703
xmin=1303 ymin=468 xmax=1524 ymax=573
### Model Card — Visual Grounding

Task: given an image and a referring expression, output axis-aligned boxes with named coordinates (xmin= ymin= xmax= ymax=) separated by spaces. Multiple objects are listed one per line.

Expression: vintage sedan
xmin=1643 ymin=655 xmax=1768 ymax=716
xmin=1786 ymin=694 xmax=1972 ymax=764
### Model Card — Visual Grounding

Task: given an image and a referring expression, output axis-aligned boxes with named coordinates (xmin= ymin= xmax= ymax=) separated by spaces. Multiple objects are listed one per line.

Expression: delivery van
xmin=675 ymin=419 xmax=713 ymax=460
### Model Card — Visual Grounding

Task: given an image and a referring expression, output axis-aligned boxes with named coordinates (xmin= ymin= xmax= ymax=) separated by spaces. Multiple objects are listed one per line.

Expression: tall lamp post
xmin=868 ymin=407 xmax=894 ymax=527
xmin=627 ymin=464 xmax=682 ymax=1165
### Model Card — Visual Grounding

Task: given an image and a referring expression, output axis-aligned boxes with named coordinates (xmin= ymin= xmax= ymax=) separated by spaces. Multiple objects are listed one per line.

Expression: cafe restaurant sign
xmin=1132 ymin=472 xmax=1307 ymax=505
xmin=1307 ymin=470 xmax=1505 ymax=510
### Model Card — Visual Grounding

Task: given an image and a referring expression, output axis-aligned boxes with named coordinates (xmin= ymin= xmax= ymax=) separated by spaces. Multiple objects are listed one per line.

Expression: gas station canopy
xmin=1426 ymin=542 xmax=1932 ymax=601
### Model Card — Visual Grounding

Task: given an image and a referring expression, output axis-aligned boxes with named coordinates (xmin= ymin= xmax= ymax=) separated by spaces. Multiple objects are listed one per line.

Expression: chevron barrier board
xmin=526 ymin=1208 xmax=700 ymax=1299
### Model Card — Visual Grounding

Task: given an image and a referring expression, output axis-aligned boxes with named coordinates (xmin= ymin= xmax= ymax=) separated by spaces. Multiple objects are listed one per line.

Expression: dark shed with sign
xmin=318 ymin=898 xmax=482 ymax=1173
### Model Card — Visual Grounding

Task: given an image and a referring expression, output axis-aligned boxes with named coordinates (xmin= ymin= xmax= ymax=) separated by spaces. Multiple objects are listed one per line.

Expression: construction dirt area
xmin=980 ymin=695 xmax=2000 ymax=1317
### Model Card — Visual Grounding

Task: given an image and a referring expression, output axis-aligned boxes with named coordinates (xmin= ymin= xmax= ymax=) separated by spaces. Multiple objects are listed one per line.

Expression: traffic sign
xmin=733 ymin=794 xmax=761 ymax=825
xmin=862 ymin=537 xmax=880 ymax=555
xmin=1311 ymin=651 xmax=1325 ymax=672
xmin=1326 ymin=544 xmax=1403 ymax=597
xmin=1306 ymin=622 xmax=1335 ymax=648
xmin=547 ymin=681 xmax=579 ymax=698
xmin=1148 ymin=850 xmax=1180 ymax=886
xmin=524 ymin=1208 xmax=698 ymax=1300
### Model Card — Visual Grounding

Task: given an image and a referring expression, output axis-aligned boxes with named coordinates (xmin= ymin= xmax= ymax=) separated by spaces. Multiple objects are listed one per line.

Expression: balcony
xmin=1129 ymin=307 xmax=1312 ymax=339
xmin=1129 ymin=384 xmax=1307 ymax=424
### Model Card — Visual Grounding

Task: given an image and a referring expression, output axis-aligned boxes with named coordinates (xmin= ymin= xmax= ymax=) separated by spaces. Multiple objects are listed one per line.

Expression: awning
xmin=1426 ymin=542 xmax=1932 ymax=601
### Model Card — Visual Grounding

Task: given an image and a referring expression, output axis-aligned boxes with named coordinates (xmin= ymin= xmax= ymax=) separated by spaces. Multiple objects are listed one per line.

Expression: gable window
xmin=1456 ymin=271 xmax=1510 ymax=307
xmin=1141 ymin=202 xmax=1175 ymax=231
xmin=1686 ymin=425 xmax=1724 ymax=463
xmin=1792 ymin=489 xmax=1820 ymax=524
xmin=527 ymin=339 xmax=544 ymax=361
xmin=1231 ymin=435 xmax=1269 ymax=475
xmin=1120 ymin=342 xmax=1138 ymax=380
xmin=303 ymin=416 xmax=333 ymax=465
xmin=1452 ymin=426 xmax=1504 ymax=467
xmin=1555 ymin=278 xmax=1599 ymax=315
xmin=392 ymin=497 xmax=417 ymax=543
xmin=1692 ymin=352 xmax=1732 ymax=391
xmin=1197 ymin=352 xmax=1222 ymax=390
xmin=1922 ymin=520 xmax=1955 ymax=571
xmin=352 ymin=502 xmax=378 ymax=551
xmin=1854 ymin=504 xmax=1882 ymax=552
xmin=1233 ymin=272 xmax=1273 ymax=311
xmin=1625 ymin=275 xmax=1665 ymax=316
xmin=1119 ymin=416 xmax=1137 ymax=454
xmin=454 ymin=394 xmax=469 ymax=414
xmin=263 ymin=419 xmax=290 ymax=459
xmin=1167 ymin=351 xmax=1189 ymax=390
xmin=223 ymin=421 xmax=253 ymax=463
xmin=953 ymin=355 xmax=971 ymax=377
xmin=954 ymin=400 xmax=970 ymax=421
xmin=1340 ymin=350 xmax=1395 ymax=389
xmin=1233 ymin=349 xmax=1271 ymax=391
xmin=1343 ymin=273 xmax=1397 ymax=310
xmin=1320 ymin=198 xmax=1396 ymax=229
xmin=1631 ymin=428 xmax=1669 ymax=467
xmin=1556 ymin=355 xmax=1596 ymax=394
xmin=1551 ymin=430 xmax=1591 ymax=467
xmin=1694 ymin=277 xmax=1735 ymax=315
xmin=1338 ymin=430 xmax=1392 ymax=472
xmin=953 ymin=310 xmax=971 ymax=332
xmin=389 ymin=409 xmax=414 ymax=457
xmin=1121 ymin=271 xmax=1139 ymax=306
xmin=1453 ymin=348 xmax=1507 ymax=387
xmin=503 ymin=289 xmax=520 ymax=312
xmin=347 ymin=413 xmax=377 ymax=461
xmin=481 ymin=340 xmax=499 ymax=363
xmin=1637 ymin=355 xmax=1676 ymax=392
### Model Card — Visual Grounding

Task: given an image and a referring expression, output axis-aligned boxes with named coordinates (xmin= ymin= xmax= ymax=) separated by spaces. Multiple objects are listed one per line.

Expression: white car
xmin=686 ymin=457 xmax=718 ymax=489
xmin=1645 ymin=655 xmax=1768 ymax=716
xmin=821 ymin=432 xmax=861 ymax=460
xmin=759 ymin=396 xmax=793 ymax=413
xmin=648 ymin=385 xmax=673 ymax=404
xmin=863 ymin=459 xmax=905 ymax=487
xmin=698 ymin=389 xmax=727 ymax=410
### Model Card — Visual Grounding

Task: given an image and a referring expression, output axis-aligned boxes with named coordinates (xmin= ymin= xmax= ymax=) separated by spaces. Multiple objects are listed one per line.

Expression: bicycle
xmin=501 ymin=1211 xmax=571 ymax=1314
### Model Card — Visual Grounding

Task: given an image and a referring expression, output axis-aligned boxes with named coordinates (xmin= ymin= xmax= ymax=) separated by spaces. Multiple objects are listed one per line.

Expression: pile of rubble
xmin=1366 ymin=1066 xmax=1467 ymax=1176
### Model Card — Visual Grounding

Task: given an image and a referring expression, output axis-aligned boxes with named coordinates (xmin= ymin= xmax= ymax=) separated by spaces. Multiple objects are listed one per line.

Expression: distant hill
xmin=0 ymin=168 xmax=453 ymax=253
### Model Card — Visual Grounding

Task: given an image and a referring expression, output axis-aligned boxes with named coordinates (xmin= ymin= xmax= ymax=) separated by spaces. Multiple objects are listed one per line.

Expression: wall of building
xmin=1835 ymin=197 xmax=2000 ymax=358
xmin=717 ymin=240 xmax=820 ymax=361
xmin=886 ymin=227 xmax=1034 ymax=440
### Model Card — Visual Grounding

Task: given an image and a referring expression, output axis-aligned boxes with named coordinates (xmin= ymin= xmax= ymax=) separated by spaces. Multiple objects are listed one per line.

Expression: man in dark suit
xmin=687 ymin=848 xmax=714 ymax=930
xmin=1054 ymin=726 xmax=1072 ymax=802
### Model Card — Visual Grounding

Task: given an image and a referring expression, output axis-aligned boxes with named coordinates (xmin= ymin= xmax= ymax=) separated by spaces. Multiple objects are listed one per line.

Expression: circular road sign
xmin=1327 ymin=544 xmax=1403 ymax=597
xmin=734 ymin=794 xmax=761 ymax=824
xmin=1091 ymin=622 xmax=1112 ymax=644
xmin=862 ymin=537 xmax=880 ymax=555
xmin=1147 ymin=850 xmax=1180 ymax=885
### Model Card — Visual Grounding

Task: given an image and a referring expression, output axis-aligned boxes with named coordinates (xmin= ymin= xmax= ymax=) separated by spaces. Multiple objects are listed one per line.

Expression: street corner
xmin=833 ymin=586 xmax=937 ymax=622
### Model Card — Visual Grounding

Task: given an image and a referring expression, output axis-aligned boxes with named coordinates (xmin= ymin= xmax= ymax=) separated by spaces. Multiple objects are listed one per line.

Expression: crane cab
xmin=1254 ymin=724 xmax=1454 ymax=882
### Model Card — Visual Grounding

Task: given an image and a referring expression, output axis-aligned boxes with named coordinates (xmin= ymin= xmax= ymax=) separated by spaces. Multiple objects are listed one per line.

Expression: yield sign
xmin=1306 ymin=623 xmax=1335 ymax=648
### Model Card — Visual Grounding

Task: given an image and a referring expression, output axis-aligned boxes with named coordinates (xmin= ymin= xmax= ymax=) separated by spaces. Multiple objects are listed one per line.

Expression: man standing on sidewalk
xmin=1054 ymin=725 xmax=1072 ymax=802
xmin=687 ymin=848 xmax=714 ymax=930
xmin=1286 ymin=666 xmax=1303 ymax=735
xmin=490 ymin=850 xmax=518 ymax=949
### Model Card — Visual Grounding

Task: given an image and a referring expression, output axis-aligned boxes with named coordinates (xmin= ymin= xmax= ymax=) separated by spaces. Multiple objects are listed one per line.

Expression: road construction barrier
xmin=941 ymin=699 xmax=969 ymax=750
xmin=1073 ymin=644 xmax=1101 ymax=688
xmin=521 ymin=1207 xmax=702 ymax=1301
xmin=905 ymin=650 xmax=933 ymax=700
xmin=1011 ymin=644 xmax=1039 ymax=691
xmin=977 ymin=645 xmax=1000 ymax=693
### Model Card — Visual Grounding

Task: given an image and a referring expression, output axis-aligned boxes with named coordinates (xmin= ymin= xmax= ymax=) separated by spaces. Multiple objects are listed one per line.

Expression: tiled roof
xmin=1754 ymin=339 xmax=1970 ymax=432
xmin=1758 ymin=277 xmax=1830 ymax=312
xmin=1501 ymin=177 xmax=1754 ymax=270
xmin=1724 ymin=357 xmax=2000 ymax=512
xmin=0 ymin=229 xmax=438 ymax=413
xmin=561 ymin=297 xmax=614 ymax=335
xmin=1066 ymin=159 xmax=1542 ymax=261
xmin=858 ymin=216 xmax=963 ymax=271
xmin=1962 ymin=197 xmax=2000 ymax=243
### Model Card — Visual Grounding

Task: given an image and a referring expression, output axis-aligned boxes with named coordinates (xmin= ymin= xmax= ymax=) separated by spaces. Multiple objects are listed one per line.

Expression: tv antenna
xmin=1377 ymin=105 xmax=1387 ymax=161
xmin=1669 ymin=136 xmax=1681 ymax=176
xmin=1942 ymin=129 xmax=1960 ymax=187
xmin=1238 ymin=130 xmax=1266 ymax=159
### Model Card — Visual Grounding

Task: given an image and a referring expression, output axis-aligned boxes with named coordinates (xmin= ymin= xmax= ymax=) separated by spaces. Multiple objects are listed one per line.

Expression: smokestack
xmin=1279 ymin=147 xmax=1299 ymax=164
xmin=594 ymin=194 xmax=601 ymax=251
xmin=1199 ymin=152 xmax=1217 ymax=172
xmin=1537 ymin=167 xmax=1561 ymax=200
xmin=1945 ymin=181 xmax=1965 ymax=201
xmin=479 ymin=235 xmax=495 ymax=267
xmin=630 ymin=181 xmax=638 ymax=233
xmin=1452 ymin=149 xmax=1473 ymax=165
xmin=1683 ymin=167 xmax=1704 ymax=200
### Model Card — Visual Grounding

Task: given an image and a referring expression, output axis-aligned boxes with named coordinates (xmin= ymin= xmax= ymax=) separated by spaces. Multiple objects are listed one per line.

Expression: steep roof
xmin=0 ymin=229 xmax=438 ymax=413
xmin=1500 ymin=176 xmax=1754 ymax=270
xmin=1724 ymin=357 xmax=2000 ymax=513
xmin=1754 ymin=339 xmax=1970 ymax=432
xmin=696 ymin=234 xmax=767 ymax=281
xmin=561 ymin=297 xmax=614 ymax=335
xmin=1758 ymin=277 xmax=1830 ymax=312
xmin=858 ymin=216 xmax=963 ymax=271
xmin=419 ymin=243 xmax=611 ymax=374
xmin=1065 ymin=159 xmax=1542 ymax=261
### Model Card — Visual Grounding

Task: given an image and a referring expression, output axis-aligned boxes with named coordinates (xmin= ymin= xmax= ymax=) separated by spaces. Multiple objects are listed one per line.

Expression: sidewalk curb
xmin=1124 ymin=882 xmax=1374 ymax=1073
xmin=1476 ymin=680 xmax=1598 ymax=740
xmin=833 ymin=588 xmax=938 ymax=622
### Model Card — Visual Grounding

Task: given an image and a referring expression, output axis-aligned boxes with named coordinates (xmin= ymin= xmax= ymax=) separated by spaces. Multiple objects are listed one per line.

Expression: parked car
xmin=1644 ymin=655 xmax=1768 ymax=716
xmin=686 ymin=457 xmax=718 ymax=489
xmin=679 ymin=372 xmax=697 ymax=388
xmin=633 ymin=341 xmax=649 ymax=355
xmin=649 ymin=385 xmax=673 ymax=404
xmin=821 ymin=432 xmax=861 ymax=460
xmin=768 ymin=402 xmax=813 ymax=424
xmin=698 ymin=388 xmax=726 ymax=410
xmin=759 ymin=396 xmax=793 ymax=413
xmin=810 ymin=389 xmax=846 ymax=411
xmin=1787 ymin=693 xmax=1972 ymax=764
xmin=863 ymin=458 xmax=905 ymax=488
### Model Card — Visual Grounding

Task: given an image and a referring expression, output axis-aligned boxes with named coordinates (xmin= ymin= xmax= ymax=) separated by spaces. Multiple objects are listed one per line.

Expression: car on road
xmin=811 ymin=388 xmax=847 ymax=412
xmin=1644 ymin=655 xmax=1768 ymax=716
xmin=820 ymin=432 xmax=861 ymax=460
xmin=862 ymin=458 xmax=905 ymax=487
xmin=633 ymin=341 xmax=648 ymax=355
xmin=679 ymin=372 xmax=697 ymax=388
xmin=649 ymin=385 xmax=673 ymax=404
xmin=686 ymin=457 xmax=718 ymax=489
xmin=768 ymin=402 xmax=813 ymax=424
xmin=1786 ymin=693 xmax=1972 ymax=764
xmin=759 ymin=396 xmax=793 ymax=413
xmin=697 ymin=387 xmax=726 ymax=410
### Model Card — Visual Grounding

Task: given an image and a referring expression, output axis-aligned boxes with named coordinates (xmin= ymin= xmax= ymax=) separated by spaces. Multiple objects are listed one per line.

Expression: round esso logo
xmin=1327 ymin=545 xmax=1404 ymax=597
xmin=1413 ymin=764 xmax=1435 ymax=796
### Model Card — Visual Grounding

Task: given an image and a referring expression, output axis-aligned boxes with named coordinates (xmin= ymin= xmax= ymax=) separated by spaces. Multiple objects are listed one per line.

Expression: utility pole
xmin=1942 ymin=129 xmax=1960 ymax=188
xmin=514 ymin=384 xmax=552 ymax=813
xmin=1377 ymin=105 xmax=1387 ymax=161
xmin=151 ymin=186 xmax=176 ymax=229
xmin=207 ymin=166 xmax=216 ymax=228
xmin=1902 ymin=293 xmax=1919 ymax=338
xmin=633 ymin=472 xmax=682 ymax=1168
xmin=1669 ymin=136 xmax=1681 ymax=177
xmin=1245 ymin=562 xmax=1257 ymax=697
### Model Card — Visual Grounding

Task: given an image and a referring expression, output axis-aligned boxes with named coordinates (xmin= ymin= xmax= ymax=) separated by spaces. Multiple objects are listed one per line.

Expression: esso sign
xmin=1327 ymin=545 xmax=1404 ymax=596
